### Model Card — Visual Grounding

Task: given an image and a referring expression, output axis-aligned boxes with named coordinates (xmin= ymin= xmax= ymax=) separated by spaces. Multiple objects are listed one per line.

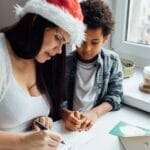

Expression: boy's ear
xmin=103 ymin=35 xmax=109 ymax=43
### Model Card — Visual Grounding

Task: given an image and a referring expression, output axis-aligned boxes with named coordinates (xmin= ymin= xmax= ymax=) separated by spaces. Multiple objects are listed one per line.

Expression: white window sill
xmin=123 ymin=67 xmax=150 ymax=112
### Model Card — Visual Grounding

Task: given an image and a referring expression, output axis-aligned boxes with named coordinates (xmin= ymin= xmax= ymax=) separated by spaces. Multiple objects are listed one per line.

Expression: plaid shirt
xmin=64 ymin=48 xmax=123 ymax=111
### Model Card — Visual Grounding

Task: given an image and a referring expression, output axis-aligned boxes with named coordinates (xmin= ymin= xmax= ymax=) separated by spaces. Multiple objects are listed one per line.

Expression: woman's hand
xmin=19 ymin=130 xmax=62 ymax=150
xmin=32 ymin=116 xmax=53 ymax=131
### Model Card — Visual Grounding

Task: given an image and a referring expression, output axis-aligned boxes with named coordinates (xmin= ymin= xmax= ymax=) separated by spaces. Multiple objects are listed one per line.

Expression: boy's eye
xmin=92 ymin=42 xmax=99 ymax=45
xmin=82 ymin=41 xmax=86 ymax=45
xmin=81 ymin=41 xmax=99 ymax=46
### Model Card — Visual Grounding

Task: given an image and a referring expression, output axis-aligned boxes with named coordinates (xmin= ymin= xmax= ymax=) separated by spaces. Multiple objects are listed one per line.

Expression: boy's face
xmin=77 ymin=28 xmax=108 ymax=61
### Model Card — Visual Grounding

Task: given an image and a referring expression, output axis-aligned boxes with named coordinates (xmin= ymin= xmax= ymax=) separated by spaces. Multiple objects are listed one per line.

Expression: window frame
xmin=111 ymin=0 xmax=150 ymax=68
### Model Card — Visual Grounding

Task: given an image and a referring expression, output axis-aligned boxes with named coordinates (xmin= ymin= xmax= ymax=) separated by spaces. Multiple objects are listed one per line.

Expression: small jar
xmin=143 ymin=66 xmax=150 ymax=87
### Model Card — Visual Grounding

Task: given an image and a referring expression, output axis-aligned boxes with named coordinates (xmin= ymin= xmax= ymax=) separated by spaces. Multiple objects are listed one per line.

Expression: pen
xmin=35 ymin=121 xmax=65 ymax=144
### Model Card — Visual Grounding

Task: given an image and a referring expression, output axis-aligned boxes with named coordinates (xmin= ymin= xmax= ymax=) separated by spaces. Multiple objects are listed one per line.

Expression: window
xmin=111 ymin=0 xmax=150 ymax=67
xmin=127 ymin=0 xmax=150 ymax=45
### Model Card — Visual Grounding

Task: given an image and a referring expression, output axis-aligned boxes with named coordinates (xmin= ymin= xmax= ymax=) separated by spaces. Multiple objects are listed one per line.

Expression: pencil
xmin=35 ymin=121 xmax=65 ymax=144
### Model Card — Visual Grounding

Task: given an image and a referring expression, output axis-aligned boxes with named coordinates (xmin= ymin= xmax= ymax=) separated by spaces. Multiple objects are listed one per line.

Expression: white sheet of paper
xmin=52 ymin=120 xmax=98 ymax=150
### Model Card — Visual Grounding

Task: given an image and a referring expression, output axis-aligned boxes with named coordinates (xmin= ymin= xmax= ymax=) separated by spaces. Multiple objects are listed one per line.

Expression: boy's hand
xmin=32 ymin=116 xmax=53 ymax=131
xmin=62 ymin=109 xmax=82 ymax=131
xmin=79 ymin=110 xmax=98 ymax=131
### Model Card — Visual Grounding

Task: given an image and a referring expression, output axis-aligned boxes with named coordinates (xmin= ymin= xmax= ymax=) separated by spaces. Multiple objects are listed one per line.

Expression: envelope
xmin=109 ymin=121 xmax=150 ymax=150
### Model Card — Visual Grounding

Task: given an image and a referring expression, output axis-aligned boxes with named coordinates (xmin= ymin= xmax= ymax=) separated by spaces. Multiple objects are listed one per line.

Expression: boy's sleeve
xmin=103 ymin=54 xmax=123 ymax=110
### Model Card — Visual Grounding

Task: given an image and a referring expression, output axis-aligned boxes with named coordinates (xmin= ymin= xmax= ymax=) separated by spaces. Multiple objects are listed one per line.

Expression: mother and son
xmin=0 ymin=0 xmax=123 ymax=149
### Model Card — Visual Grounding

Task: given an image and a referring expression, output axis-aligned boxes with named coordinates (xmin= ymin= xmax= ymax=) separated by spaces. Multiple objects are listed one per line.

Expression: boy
xmin=62 ymin=0 xmax=123 ymax=131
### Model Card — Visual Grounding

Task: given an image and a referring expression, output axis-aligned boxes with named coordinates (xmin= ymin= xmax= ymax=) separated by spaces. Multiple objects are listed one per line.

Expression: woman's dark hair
xmin=2 ymin=14 xmax=66 ymax=120
xmin=80 ymin=0 xmax=115 ymax=37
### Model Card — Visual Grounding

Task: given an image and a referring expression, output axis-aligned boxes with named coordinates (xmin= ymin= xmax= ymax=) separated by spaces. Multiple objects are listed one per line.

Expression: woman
xmin=62 ymin=0 xmax=123 ymax=131
xmin=0 ymin=0 xmax=85 ymax=149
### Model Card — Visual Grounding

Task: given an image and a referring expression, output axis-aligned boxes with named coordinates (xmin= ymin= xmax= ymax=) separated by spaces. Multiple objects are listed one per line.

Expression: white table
xmin=53 ymin=105 xmax=150 ymax=150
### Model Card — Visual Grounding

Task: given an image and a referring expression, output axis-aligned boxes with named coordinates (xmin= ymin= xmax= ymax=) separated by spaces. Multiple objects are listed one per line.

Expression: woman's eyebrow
xmin=60 ymin=33 xmax=68 ymax=42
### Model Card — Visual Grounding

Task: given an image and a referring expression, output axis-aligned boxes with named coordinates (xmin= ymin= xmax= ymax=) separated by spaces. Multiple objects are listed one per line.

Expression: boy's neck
xmin=77 ymin=53 xmax=98 ymax=63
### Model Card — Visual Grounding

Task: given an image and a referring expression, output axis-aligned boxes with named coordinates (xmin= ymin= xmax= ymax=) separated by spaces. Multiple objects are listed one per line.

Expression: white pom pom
xmin=14 ymin=4 xmax=24 ymax=17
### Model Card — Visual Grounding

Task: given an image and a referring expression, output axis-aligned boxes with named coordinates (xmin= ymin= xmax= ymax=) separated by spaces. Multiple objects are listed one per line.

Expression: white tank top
xmin=0 ymin=73 xmax=50 ymax=132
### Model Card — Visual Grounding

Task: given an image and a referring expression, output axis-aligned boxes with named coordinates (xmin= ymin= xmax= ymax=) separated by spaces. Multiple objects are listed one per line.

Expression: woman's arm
xmin=0 ymin=131 xmax=22 ymax=150
xmin=0 ymin=130 xmax=62 ymax=150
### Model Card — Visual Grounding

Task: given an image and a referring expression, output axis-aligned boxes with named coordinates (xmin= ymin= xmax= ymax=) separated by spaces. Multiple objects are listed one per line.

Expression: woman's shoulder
xmin=0 ymin=33 xmax=7 ymax=56
xmin=0 ymin=33 xmax=10 ymax=65
xmin=0 ymin=32 xmax=11 ymax=102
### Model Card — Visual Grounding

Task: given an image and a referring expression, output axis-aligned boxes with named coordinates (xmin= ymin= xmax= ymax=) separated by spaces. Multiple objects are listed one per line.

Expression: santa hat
xmin=14 ymin=0 xmax=86 ymax=46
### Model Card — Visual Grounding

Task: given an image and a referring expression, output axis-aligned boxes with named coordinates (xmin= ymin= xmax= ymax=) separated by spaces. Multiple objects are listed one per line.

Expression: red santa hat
xmin=14 ymin=0 xmax=86 ymax=46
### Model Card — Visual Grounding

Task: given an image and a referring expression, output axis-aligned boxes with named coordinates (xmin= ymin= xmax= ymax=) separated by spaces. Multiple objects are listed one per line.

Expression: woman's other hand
xmin=32 ymin=116 xmax=53 ymax=131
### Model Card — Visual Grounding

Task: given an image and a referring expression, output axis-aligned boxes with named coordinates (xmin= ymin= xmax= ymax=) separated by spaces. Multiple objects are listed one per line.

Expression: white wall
xmin=0 ymin=0 xmax=113 ymax=26
xmin=0 ymin=0 xmax=26 ymax=28
xmin=0 ymin=0 xmax=113 ymax=49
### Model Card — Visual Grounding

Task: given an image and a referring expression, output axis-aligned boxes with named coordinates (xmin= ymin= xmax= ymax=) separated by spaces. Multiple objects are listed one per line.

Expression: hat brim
xmin=14 ymin=0 xmax=86 ymax=46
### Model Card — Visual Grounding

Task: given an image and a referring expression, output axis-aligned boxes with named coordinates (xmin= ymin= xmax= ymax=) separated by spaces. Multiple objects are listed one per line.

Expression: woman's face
xmin=35 ymin=27 xmax=70 ymax=63
xmin=77 ymin=28 xmax=107 ymax=62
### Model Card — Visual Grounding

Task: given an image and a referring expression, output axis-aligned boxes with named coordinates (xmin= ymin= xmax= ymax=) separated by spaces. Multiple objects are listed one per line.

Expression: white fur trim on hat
xmin=14 ymin=0 xmax=86 ymax=46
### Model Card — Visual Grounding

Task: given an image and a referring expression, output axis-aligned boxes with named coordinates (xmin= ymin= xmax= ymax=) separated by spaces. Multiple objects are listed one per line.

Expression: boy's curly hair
xmin=80 ymin=0 xmax=114 ymax=37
